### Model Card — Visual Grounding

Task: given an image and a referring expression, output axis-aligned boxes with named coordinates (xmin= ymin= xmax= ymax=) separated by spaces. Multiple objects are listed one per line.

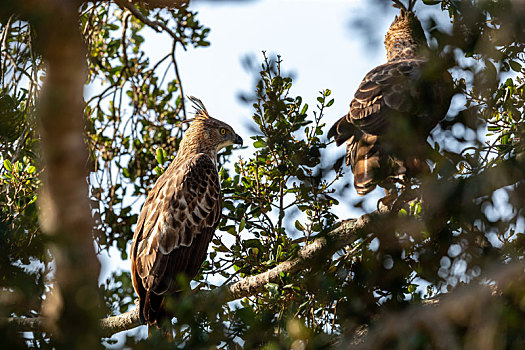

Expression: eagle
xmin=328 ymin=0 xmax=452 ymax=202
xmin=130 ymin=96 xmax=243 ymax=327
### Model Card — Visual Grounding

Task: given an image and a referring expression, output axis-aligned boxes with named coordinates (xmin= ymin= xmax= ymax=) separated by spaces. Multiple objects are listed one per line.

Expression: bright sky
xmin=100 ymin=0 xmax=451 ymax=343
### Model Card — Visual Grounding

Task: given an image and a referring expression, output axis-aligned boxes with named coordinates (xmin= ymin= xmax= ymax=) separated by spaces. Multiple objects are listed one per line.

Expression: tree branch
xmin=5 ymin=307 xmax=142 ymax=338
xmin=211 ymin=216 xmax=369 ymax=301
xmin=6 ymin=155 xmax=525 ymax=337
xmin=99 ymin=307 xmax=142 ymax=337
xmin=20 ymin=0 xmax=103 ymax=346
xmin=6 ymin=214 xmax=367 ymax=336
xmin=115 ymin=0 xmax=183 ymax=41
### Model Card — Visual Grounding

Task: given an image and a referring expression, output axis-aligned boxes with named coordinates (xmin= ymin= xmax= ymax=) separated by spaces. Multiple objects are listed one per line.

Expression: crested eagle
xmin=328 ymin=0 xmax=452 ymax=202
xmin=130 ymin=96 xmax=243 ymax=327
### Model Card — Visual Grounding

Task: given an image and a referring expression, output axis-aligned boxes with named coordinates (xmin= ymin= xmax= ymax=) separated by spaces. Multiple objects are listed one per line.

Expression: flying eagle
xmin=130 ymin=96 xmax=243 ymax=327
xmin=328 ymin=0 xmax=452 ymax=201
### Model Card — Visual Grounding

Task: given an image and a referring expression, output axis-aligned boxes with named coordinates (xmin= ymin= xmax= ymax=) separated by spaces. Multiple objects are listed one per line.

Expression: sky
xmin=98 ymin=0 xmax=452 ymax=343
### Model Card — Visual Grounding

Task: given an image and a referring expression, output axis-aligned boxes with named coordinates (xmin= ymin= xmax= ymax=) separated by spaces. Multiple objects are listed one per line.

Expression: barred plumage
xmin=130 ymin=97 xmax=243 ymax=327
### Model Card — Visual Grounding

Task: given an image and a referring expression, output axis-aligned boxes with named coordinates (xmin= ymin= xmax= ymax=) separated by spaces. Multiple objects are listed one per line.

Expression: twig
xmin=114 ymin=0 xmax=180 ymax=40
xmin=171 ymin=40 xmax=186 ymax=119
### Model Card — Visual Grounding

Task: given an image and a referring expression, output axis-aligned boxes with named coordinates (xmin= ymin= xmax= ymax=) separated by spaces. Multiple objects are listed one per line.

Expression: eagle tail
xmin=350 ymin=135 xmax=381 ymax=196
xmin=143 ymin=290 xmax=183 ymax=329
xmin=144 ymin=291 xmax=166 ymax=327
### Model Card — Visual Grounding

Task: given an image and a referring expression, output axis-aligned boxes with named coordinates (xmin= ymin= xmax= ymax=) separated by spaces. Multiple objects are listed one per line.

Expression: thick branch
xmin=212 ymin=216 xmax=371 ymax=301
xmin=99 ymin=308 xmax=142 ymax=337
xmin=7 ymin=214 xmax=368 ymax=336
xmin=5 ymin=308 xmax=142 ymax=338
xmin=106 ymin=227 xmax=403 ymax=338
xmin=2 ymin=0 xmax=105 ymax=346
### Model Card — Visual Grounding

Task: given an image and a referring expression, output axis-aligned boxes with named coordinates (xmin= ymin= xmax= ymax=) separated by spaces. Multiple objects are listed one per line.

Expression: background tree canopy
xmin=0 ymin=0 xmax=524 ymax=348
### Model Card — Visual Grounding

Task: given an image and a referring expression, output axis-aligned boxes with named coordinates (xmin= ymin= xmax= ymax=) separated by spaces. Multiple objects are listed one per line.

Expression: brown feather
xmin=130 ymin=97 xmax=242 ymax=328
xmin=131 ymin=153 xmax=221 ymax=326
xmin=328 ymin=6 xmax=452 ymax=196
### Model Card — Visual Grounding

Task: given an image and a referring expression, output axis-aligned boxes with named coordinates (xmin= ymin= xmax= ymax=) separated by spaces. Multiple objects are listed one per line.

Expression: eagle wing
xmin=349 ymin=59 xmax=424 ymax=134
xmin=328 ymin=59 xmax=435 ymax=195
xmin=130 ymin=153 xmax=221 ymax=323
xmin=329 ymin=59 xmax=424 ymax=144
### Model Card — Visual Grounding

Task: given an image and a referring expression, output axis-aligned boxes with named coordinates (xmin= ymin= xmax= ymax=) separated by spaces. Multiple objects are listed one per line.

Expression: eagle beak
xmin=234 ymin=134 xmax=243 ymax=146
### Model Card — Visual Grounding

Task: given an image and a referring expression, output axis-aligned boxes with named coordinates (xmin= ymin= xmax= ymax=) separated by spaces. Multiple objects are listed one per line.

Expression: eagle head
xmin=385 ymin=0 xmax=427 ymax=61
xmin=179 ymin=96 xmax=243 ymax=158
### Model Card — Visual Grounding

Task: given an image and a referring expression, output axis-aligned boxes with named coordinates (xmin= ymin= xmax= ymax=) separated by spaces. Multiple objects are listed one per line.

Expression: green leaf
xmin=26 ymin=165 xmax=36 ymax=174
xmin=300 ymin=103 xmax=308 ymax=115
xmin=215 ymin=244 xmax=229 ymax=253
xmin=253 ymin=140 xmax=267 ymax=148
xmin=239 ymin=217 xmax=246 ymax=232
xmin=244 ymin=239 xmax=262 ymax=249
xmin=294 ymin=220 xmax=305 ymax=232
xmin=326 ymin=98 xmax=334 ymax=107
xmin=277 ymin=244 xmax=283 ymax=258
xmin=3 ymin=159 xmax=12 ymax=172
xmin=28 ymin=195 xmax=37 ymax=205
xmin=156 ymin=147 xmax=166 ymax=165
xmin=509 ymin=60 xmax=522 ymax=72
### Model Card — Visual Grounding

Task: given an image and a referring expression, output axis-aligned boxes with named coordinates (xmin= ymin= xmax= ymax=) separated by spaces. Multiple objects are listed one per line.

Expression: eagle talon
xmin=378 ymin=189 xmax=398 ymax=212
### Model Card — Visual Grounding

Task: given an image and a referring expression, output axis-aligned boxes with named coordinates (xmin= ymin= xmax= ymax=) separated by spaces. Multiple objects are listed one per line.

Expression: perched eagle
xmin=328 ymin=0 xmax=452 ymax=200
xmin=130 ymin=96 xmax=243 ymax=327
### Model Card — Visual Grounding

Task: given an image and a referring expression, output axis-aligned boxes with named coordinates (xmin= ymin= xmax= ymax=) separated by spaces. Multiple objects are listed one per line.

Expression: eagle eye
xmin=220 ymin=128 xmax=226 ymax=135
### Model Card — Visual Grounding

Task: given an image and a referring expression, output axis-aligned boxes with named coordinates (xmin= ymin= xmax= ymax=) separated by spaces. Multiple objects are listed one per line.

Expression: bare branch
xmin=99 ymin=307 xmax=142 ymax=337
xmin=6 ymin=307 xmax=142 ymax=338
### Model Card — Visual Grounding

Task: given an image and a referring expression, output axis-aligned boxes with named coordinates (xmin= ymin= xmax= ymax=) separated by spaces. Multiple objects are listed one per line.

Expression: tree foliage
xmin=0 ymin=0 xmax=524 ymax=348
xmin=0 ymin=16 xmax=47 ymax=345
